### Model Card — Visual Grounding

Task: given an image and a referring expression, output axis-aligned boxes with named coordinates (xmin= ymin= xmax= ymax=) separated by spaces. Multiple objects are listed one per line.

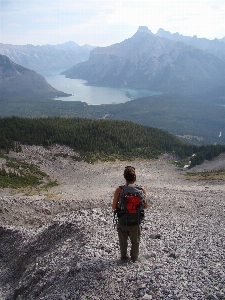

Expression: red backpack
xmin=116 ymin=184 xmax=146 ymax=225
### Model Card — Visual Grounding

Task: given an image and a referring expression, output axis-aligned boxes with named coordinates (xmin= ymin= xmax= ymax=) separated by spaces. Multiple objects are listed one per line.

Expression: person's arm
xmin=142 ymin=186 xmax=148 ymax=209
xmin=112 ymin=187 xmax=122 ymax=210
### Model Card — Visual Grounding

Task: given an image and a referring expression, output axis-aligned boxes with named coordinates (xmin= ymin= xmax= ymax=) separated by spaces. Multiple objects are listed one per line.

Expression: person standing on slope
xmin=112 ymin=166 xmax=148 ymax=262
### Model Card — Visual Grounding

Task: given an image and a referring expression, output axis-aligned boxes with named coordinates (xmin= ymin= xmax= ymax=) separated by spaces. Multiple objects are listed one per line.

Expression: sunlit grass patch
xmin=44 ymin=193 xmax=62 ymax=200
xmin=0 ymin=155 xmax=57 ymax=189
xmin=185 ymin=170 xmax=225 ymax=180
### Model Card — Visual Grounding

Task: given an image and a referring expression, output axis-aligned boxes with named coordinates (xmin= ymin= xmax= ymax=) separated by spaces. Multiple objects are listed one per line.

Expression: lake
xmin=44 ymin=72 xmax=162 ymax=105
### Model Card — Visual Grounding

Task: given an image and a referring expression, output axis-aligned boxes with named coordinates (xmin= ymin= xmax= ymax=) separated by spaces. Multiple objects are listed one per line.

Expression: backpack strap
xmin=113 ymin=210 xmax=117 ymax=228
xmin=118 ymin=185 xmax=125 ymax=205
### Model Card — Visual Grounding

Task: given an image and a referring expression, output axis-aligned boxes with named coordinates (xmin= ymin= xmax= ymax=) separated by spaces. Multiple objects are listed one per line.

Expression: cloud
xmin=0 ymin=0 xmax=225 ymax=46
xmin=7 ymin=22 xmax=22 ymax=28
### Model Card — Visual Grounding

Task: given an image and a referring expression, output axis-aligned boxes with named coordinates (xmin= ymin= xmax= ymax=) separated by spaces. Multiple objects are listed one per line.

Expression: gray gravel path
xmin=0 ymin=145 xmax=224 ymax=299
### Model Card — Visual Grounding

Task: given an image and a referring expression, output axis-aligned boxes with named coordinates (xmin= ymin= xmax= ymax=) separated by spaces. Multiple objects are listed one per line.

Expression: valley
xmin=1 ymin=26 xmax=225 ymax=145
xmin=1 ymin=93 xmax=225 ymax=145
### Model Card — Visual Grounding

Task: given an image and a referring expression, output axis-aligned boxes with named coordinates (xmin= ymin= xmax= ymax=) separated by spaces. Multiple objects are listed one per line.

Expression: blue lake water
xmin=45 ymin=73 xmax=162 ymax=105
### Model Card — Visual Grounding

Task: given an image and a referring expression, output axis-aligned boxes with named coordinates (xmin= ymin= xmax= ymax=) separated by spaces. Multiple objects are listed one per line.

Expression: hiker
xmin=112 ymin=166 xmax=148 ymax=262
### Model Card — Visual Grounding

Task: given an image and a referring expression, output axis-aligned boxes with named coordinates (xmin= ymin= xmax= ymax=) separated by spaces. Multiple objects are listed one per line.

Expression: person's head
xmin=124 ymin=166 xmax=136 ymax=183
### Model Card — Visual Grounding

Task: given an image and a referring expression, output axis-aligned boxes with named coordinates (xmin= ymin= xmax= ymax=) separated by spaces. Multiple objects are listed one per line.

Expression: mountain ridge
xmin=62 ymin=27 xmax=225 ymax=96
xmin=156 ymin=28 xmax=225 ymax=62
xmin=0 ymin=54 xmax=70 ymax=98
xmin=0 ymin=41 xmax=95 ymax=74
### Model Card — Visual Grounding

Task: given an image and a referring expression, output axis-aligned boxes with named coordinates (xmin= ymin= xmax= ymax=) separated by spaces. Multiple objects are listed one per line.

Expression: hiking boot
xmin=121 ymin=254 xmax=130 ymax=261
xmin=131 ymin=256 xmax=139 ymax=262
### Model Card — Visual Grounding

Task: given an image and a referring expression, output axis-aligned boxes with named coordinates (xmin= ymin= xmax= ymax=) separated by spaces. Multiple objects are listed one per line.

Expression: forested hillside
xmin=0 ymin=117 xmax=192 ymax=162
xmin=1 ymin=94 xmax=225 ymax=145
xmin=1 ymin=117 xmax=225 ymax=166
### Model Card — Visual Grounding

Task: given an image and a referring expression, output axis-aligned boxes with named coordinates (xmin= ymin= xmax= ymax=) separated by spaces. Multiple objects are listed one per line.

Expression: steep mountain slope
xmin=157 ymin=28 xmax=225 ymax=62
xmin=62 ymin=26 xmax=225 ymax=96
xmin=0 ymin=148 xmax=224 ymax=300
xmin=0 ymin=55 xmax=69 ymax=98
xmin=0 ymin=42 xmax=95 ymax=74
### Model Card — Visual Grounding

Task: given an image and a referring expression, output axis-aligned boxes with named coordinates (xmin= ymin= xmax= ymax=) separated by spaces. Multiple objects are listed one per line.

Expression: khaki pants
xmin=117 ymin=222 xmax=141 ymax=260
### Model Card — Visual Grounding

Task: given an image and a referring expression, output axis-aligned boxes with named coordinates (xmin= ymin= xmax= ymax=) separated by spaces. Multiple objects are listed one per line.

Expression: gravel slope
xmin=0 ymin=145 xmax=224 ymax=300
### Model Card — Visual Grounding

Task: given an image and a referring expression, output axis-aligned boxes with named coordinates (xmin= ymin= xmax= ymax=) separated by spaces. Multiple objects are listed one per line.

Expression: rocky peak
xmin=137 ymin=26 xmax=153 ymax=35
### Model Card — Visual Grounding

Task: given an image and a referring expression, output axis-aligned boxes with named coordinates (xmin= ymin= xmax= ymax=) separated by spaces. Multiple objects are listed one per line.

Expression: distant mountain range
xmin=0 ymin=41 xmax=95 ymax=74
xmin=2 ymin=27 xmax=225 ymax=98
xmin=156 ymin=28 xmax=225 ymax=62
xmin=1 ymin=28 xmax=225 ymax=145
xmin=0 ymin=54 xmax=69 ymax=98
xmin=62 ymin=26 xmax=225 ymax=97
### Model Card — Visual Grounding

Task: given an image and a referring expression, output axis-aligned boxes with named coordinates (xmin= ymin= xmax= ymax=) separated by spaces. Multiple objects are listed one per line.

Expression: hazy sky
xmin=0 ymin=0 xmax=224 ymax=47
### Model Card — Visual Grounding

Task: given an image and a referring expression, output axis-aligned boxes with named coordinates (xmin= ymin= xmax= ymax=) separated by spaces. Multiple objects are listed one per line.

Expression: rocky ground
xmin=0 ymin=145 xmax=225 ymax=300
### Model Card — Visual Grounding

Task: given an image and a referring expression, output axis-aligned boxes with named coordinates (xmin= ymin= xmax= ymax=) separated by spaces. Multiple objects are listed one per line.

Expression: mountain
xmin=62 ymin=26 xmax=225 ymax=96
xmin=0 ymin=42 xmax=95 ymax=74
xmin=0 ymin=54 xmax=70 ymax=98
xmin=157 ymin=28 xmax=225 ymax=62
